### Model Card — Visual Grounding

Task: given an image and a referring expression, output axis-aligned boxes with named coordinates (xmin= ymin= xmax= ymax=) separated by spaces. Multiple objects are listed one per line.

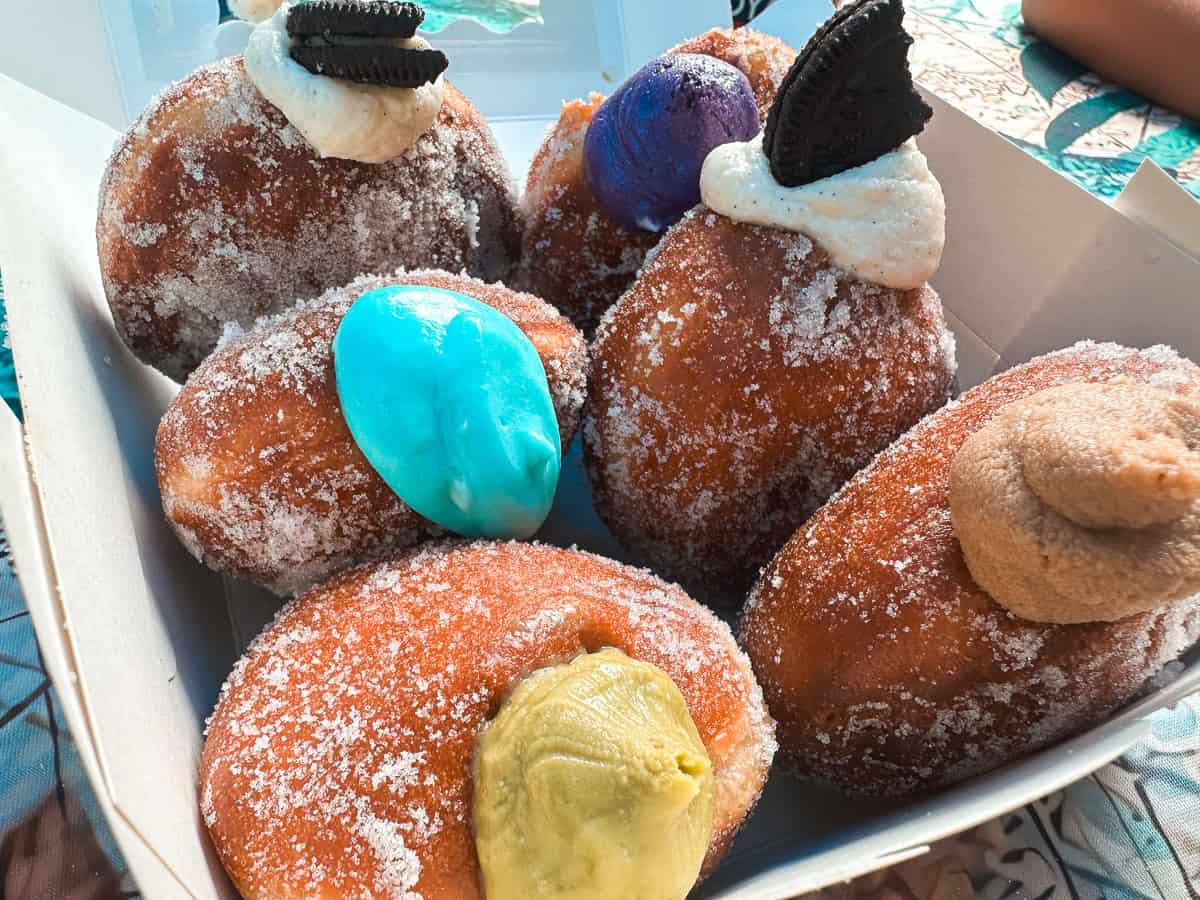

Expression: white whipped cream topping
xmin=699 ymin=134 xmax=945 ymax=289
xmin=244 ymin=3 xmax=445 ymax=164
xmin=229 ymin=0 xmax=282 ymax=23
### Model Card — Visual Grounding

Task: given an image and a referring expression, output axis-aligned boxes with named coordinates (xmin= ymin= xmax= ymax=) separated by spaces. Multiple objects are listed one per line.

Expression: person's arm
xmin=1022 ymin=0 xmax=1200 ymax=121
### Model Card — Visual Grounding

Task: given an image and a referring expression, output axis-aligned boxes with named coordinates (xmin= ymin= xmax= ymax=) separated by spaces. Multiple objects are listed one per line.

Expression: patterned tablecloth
xmin=2 ymin=2 xmax=1199 ymax=899
xmin=906 ymin=1 xmax=1200 ymax=200
xmin=746 ymin=0 xmax=1200 ymax=201
xmin=0 ymin=277 xmax=131 ymax=898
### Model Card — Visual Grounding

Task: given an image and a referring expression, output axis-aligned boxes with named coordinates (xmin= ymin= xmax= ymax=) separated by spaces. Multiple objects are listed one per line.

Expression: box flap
xmin=1114 ymin=159 xmax=1200 ymax=263
xmin=0 ymin=74 xmax=236 ymax=899
xmin=917 ymin=92 xmax=1200 ymax=384
xmin=0 ymin=406 xmax=196 ymax=900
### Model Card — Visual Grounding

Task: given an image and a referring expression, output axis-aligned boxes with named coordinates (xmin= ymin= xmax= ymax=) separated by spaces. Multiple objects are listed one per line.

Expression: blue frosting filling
xmin=333 ymin=285 xmax=561 ymax=539
xmin=583 ymin=53 xmax=760 ymax=233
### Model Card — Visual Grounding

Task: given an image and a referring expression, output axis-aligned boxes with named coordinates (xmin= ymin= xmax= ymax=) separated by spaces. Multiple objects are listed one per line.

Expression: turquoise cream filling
xmin=333 ymin=285 xmax=561 ymax=539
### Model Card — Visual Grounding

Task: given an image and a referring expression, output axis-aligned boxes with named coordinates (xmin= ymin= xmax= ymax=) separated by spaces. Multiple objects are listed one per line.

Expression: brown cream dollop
xmin=950 ymin=381 xmax=1200 ymax=624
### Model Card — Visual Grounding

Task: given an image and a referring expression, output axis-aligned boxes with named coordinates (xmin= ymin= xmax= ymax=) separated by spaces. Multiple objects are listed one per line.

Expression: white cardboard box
xmin=1 ymin=3 xmax=1200 ymax=899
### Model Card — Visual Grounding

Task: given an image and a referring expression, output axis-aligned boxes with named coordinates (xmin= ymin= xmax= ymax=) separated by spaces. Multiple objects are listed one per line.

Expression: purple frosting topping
xmin=583 ymin=53 xmax=759 ymax=233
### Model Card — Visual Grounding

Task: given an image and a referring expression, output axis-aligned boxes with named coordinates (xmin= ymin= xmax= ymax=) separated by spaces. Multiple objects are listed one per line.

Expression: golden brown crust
xmin=201 ymin=541 xmax=775 ymax=899
xmin=155 ymin=270 xmax=587 ymax=596
xmin=98 ymin=57 xmax=520 ymax=381
xmin=516 ymin=28 xmax=796 ymax=336
xmin=516 ymin=95 xmax=659 ymax=337
xmin=585 ymin=209 xmax=956 ymax=602
xmin=740 ymin=342 xmax=1200 ymax=795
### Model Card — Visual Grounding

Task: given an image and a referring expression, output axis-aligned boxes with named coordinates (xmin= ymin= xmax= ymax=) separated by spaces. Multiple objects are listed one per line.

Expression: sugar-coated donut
xmin=585 ymin=209 xmax=957 ymax=602
xmin=517 ymin=28 xmax=797 ymax=335
xmin=98 ymin=57 xmax=520 ymax=381
xmin=156 ymin=271 xmax=587 ymax=596
xmin=517 ymin=93 xmax=658 ymax=334
xmin=740 ymin=341 xmax=1200 ymax=795
xmin=200 ymin=541 xmax=776 ymax=899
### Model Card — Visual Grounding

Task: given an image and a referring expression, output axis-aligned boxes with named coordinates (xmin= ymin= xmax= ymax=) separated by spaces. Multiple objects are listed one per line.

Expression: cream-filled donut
xmin=201 ymin=542 xmax=776 ymax=899
xmin=99 ymin=2 xmax=519 ymax=380
xmin=517 ymin=27 xmax=798 ymax=335
xmin=586 ymin=0 xmax=955 ymax=601
xmin=741 ymin=341 xmax=1200 ymax=795
xmin=243 ymin=8 xmax=446 ymax=164
xmin=156 ymin=270 xmax=587 ymax=596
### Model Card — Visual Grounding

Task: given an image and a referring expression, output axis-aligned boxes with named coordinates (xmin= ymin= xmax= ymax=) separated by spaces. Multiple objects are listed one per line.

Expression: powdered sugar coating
xmin=586 ymin=208 xmax=957 ymax=602
xmin=740 ymin=341 xmax=1200 ymax=794
xmin=201 ymin=541 xmax=776 ymax=899
xmin=98 ymin=57 xmax=520 ymax=381
xmin=156 ymin=270 xmax=587 ymax=596
xmin=516 ymin=27 xmax=797 ymax=336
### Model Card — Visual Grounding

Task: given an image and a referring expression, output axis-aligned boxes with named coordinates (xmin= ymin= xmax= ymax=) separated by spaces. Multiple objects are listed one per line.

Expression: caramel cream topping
xmin=950 ymin=381 xmax=1200 ymax=624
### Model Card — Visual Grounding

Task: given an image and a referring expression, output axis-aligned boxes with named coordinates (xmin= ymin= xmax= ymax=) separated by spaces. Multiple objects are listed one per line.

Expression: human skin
xmin=1022 ymin=0 xmax=1200 ymax=121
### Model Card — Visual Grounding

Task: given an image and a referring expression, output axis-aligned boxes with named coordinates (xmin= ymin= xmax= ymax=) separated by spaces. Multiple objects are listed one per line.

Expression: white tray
xmin=2 ymin=3 xmax=1200 ymax=897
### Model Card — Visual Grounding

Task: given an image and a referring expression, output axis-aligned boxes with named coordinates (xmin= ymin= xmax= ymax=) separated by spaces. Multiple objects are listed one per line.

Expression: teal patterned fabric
xmin=974 ymin=701 xmax=1200 ymax=899
xmin=0 ymin=279 xmax=131 ymax=891
xmin=219 ymin=0 xmax=543 ymax=30
xmin=0 ymin=534 xmax=129 ymax=898
xmin=905 ymin=0 xmax=1200 ymax=200
xmin=0 ymin=274 xmax=19 ymax=420
xmin=740 ymin=0 xmax=1200 ymax=200
xmin=733 ymin=0 xmax=779 ymax=24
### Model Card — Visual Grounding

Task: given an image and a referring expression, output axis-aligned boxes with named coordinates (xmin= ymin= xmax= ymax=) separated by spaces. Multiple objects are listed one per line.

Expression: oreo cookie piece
xmin=762 ymin=0 xmax=932 ymax=187
xmin=287 ymin=1 xmax=449 ymax=88
xmin=287 ymin=1 xmax=425 ymax=39
xmin=291 ymin=44 xmax=449 ymax=87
